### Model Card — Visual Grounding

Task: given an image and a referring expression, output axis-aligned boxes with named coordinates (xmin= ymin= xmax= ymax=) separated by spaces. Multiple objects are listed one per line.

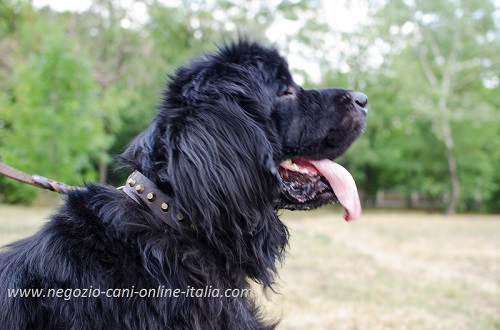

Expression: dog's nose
xmin=351 ymin=91 xmax=368 ymax=113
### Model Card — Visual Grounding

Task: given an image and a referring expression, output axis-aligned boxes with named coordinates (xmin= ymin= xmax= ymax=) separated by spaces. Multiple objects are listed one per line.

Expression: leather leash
xmin=0 ymin=162 xmax=191 ymax=232
xmin=0 ymin=162 xmax=82 ymax=194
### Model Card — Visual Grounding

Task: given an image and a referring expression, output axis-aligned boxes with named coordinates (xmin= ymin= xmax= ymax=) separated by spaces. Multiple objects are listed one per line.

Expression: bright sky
xmin=32 ymin=0 xmax=364 ymax=34
xmin=30 ymin=0 xmax=499 ymax=86
xmin=31 ymin=0 xmax=367 ymax=83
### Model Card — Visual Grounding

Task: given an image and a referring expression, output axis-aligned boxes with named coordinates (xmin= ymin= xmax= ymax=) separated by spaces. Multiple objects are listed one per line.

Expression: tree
xmin=0 ymin=8 xmax=107 ymax=203
xmin=369 ymin=0 xmax=500 ymax=213
xmin=71 ymin=0 xmax=144 ymax=183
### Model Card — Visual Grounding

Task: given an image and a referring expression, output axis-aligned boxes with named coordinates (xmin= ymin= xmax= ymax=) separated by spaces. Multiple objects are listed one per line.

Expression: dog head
xmin=122 ymin=40 xmax=367 ymax=224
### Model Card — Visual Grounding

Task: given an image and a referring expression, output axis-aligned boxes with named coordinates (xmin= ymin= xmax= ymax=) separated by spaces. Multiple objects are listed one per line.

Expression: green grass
xmin=1 ymin=204 xmax=499 ymax=329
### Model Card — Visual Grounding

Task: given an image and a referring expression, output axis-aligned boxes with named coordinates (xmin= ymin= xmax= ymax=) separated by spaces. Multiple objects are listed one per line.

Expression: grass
xmin=1 ymin=204 xmax=499 ymax=329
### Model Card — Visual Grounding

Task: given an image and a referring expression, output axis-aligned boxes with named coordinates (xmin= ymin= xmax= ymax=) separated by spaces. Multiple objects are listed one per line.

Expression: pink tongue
xmin=309 ymin=159 xmax=361 ymax=221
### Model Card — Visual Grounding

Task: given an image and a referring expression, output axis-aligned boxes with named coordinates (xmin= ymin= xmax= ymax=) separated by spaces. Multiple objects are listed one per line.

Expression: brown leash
xmin=0 ymin=162 xmax=83 ymax=194
xmin=0 ymin=162 xmax=193 ymax=232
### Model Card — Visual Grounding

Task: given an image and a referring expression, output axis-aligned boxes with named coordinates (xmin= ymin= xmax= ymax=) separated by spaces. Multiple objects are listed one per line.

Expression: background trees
xmin=370 ymin=0 xmax=500 ymax=214
xmin=0 ymin=0 xmax=498 ymax=213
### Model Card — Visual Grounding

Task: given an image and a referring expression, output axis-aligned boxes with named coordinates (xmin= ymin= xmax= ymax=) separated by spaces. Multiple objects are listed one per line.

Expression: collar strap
xmin=122 ymin=170 xmax=191 ymax=231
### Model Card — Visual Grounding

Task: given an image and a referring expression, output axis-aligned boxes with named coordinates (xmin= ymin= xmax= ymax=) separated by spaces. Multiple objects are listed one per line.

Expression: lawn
xmin=1 ymin=204 xmax=499 ymax=329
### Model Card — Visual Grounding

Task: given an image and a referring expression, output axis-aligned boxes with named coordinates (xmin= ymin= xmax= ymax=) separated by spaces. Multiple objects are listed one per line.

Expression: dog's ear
xmin=167 ymin=99 xmax=281 ymax=234
xmin=121 ymin=94 xmax=286 ymax=286
xmin=119 ymin=125 xmax=157 ymax=173
xmin=166 ymin=99 xmax=286 ymax=285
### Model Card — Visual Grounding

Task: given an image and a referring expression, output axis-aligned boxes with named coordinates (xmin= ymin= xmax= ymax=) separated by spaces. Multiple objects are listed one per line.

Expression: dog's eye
xmin=278 ymin=83 xmax=292 ymax=97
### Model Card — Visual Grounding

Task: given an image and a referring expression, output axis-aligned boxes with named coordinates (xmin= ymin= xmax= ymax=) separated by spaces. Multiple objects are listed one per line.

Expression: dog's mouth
xmin=278 ymin=158 xmax=361 ymax=221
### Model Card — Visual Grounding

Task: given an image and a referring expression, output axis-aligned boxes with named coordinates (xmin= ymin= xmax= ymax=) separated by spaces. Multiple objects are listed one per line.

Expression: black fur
xmin=0 ymin=40 xmax=366 ymax=329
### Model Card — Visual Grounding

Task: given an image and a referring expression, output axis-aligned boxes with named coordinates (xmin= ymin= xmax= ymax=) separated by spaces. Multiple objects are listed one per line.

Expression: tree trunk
xmin=362 ymin=164 xmax=376 ymax=207
xmin=416 ymin=13 xmax=463 ymax=215
xmin=443 ymin=126 xmax=460 ymax=215
xmin=439 ymin=100 xmax=460 ymax=215
xmin=99 ymin=160 xmax=107 ymax=184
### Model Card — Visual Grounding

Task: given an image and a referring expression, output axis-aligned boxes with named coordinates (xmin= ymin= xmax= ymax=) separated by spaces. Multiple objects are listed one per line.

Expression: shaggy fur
xmin=0 ymin=40 xmax=367 ymax=329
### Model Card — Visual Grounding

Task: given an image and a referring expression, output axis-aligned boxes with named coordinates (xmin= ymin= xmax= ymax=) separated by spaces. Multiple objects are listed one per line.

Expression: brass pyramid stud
xmin=176 ymin=214 xmax=184 ymax=221
xmin=127 ymin=177 xmax=137 ymax=187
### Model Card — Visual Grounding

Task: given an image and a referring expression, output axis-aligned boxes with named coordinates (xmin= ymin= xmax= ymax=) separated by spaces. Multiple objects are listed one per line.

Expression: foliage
xmin=0 ymin=0 xmax=498 ymax=212
xmin=332 ymin=0 xmax=500 ymax=212
xmin=0 ymin=9 xmax=107 ymax=203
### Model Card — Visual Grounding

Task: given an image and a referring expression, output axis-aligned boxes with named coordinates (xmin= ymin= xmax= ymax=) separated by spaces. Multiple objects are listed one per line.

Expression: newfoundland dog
xmin=0 ymin=40 xmax=367 ymax=329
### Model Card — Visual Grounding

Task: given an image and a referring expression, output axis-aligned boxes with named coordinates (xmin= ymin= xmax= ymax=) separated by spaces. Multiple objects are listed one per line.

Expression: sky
xmin=31 ymin=0 xmax=365 ymax=37
xmin=28 ymin=0 xmax=500 ymax=39
xmin=33 ymin=0 xmax=92 ymax=12
xmin=31 ymin=0 xmax=367 ymax=83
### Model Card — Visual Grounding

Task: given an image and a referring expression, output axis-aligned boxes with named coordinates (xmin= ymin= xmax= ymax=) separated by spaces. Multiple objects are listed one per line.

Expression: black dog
xmin=0 ymin=40 xmax=367 ymax=329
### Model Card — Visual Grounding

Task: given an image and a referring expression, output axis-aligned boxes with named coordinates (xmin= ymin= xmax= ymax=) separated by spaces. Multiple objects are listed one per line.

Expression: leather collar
xmin=121 ymin=170 xmax=192 ymax=231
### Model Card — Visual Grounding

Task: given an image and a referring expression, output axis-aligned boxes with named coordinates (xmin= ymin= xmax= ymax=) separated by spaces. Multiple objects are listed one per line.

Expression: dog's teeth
xmin=284 ymin=159 xmax=293 ymax=165
xmin=290 ymin=164 xmax=300 ymax=171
